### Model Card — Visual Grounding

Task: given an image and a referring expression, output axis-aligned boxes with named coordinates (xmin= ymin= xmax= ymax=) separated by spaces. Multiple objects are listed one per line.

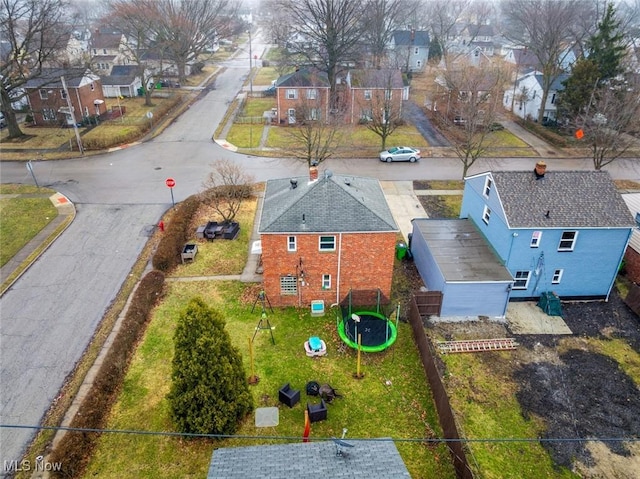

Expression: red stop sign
xmin=165 ymin=178 xmax=175 ymax=188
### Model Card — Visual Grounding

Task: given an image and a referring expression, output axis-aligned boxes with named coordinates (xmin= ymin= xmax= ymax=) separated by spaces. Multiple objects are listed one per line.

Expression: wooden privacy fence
xmin=408 ymin=295 xmax=474 ymax=479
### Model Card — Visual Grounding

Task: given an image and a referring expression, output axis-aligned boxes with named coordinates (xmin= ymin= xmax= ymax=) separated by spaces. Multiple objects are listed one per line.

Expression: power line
xmin=1 ymin=423 xmax=638 ymax=444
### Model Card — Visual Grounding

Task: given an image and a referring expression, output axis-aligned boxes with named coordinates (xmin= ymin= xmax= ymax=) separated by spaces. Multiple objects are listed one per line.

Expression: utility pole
xmin=60 ymin=76 xmax=84 ymax=155
xmin=248 ymin=26 xmax=253 ymax=96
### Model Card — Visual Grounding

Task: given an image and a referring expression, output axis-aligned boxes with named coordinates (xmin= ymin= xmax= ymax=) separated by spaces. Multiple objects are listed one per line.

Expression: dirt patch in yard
xmin=424 ymin=291 xmax=640 ymax=477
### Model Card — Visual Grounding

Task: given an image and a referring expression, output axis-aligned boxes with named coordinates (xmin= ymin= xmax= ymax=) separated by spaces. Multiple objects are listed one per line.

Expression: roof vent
xmin=344 ymin=178 xmax=351 ymax=186
xmin=324 ymin=170 xmax=333 ymax=179
xmin=290 ymin=178 xmax=298 ymax=189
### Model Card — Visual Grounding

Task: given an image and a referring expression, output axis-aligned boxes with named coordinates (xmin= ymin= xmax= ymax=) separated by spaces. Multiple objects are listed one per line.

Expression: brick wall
xmin=27 ymin=79 xmax=106 ymax=126
xmin=261 ymin=231 xmax=396 ymax=307
xmin=624 ymin=248 xmax=640 ymax=283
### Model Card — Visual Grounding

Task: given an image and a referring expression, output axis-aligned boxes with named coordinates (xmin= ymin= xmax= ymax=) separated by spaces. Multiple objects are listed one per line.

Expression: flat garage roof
xmin=412 ymin=218 xmax=513 ymax=282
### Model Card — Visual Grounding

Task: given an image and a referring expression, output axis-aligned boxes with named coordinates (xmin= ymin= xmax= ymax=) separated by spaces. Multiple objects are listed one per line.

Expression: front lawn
xmin=83 ymin=279 xmax=457 ymax=478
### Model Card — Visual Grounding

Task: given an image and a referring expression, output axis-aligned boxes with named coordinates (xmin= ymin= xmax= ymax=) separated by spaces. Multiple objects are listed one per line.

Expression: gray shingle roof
xmin=392 ymin=30 xmax=430 ymax=47
xmin=490 ymin=170 xmax=635 ymax=228
xmin=259 ymin=173 xmax=398 ymax=233
xmin=349 ymin=69 xmax=404 ymax=89
xmin=207 ymin=439 xmax=411 ymax=478
xmin=275 ymin=67 xmax=330 ymax=88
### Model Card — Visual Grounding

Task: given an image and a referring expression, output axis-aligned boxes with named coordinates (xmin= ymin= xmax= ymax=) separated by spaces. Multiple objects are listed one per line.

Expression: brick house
xmin=345 ymin=69 xmax=404 ymax=124
xmin=274 ymin=67 xmax=330 ymax=124
xmin=258 ymin=169 xmax=399 ymax=307
xmin=24 ymin=68 xmax=106 ymax=126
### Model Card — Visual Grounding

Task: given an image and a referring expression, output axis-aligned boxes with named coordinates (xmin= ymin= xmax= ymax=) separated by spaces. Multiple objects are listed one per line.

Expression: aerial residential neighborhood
xmin=1 ymin=0 xmax=640 ymax=478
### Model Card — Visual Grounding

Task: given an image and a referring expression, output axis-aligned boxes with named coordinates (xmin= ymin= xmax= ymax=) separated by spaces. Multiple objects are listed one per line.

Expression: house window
xmin=384 ymin=89 xmax=392 ymax=100
xmin=364 ymin=90 xmax=371 ymax=100
xmin=319 ymin=235 xmax=336 ymax=251
xmin=286 ymin=89 xmax=297 ymax=99
xmin=287 ymin=108 xmax=296 ymax=124
xmin=552 ymin=269 xmax=563 ymax=284
xmin=103 ymin=48 xmax=107 ymax=54
xmin=322 ymin=274 xmax=331 ymax=290
xmin=483 ymin=177 xmax=493 ymax=197
xmin=42 ymin=108 xmax=56 ymax=121
xmin=513 ymin=271 xmax=531 ymax=289
xmin=90 ymin=83 xmax=95 ymax=91
xmin=84 ymin=106 xmax=89 ymax=117
xmin=93 ymin=48 xmax=97 ymax=55
xmin=307 ymin=89 xmax=317 ymax=100
xmin=551 ymin=93 xmax=556 ymax=104
xmin=530 ymin=231 xmax=542 ymax=247
xmin=414 ymin=47 xmax=419 ymax=55
xmin=308 ymin=108 xmax=319 ymax=120
xmin=360 ymin=109 xmax=372 ymax=121
xmin=558 ymin=231 xmax=578 ymax=251
xmin=482 ymin=205 xmax=491 ymax=225
xmin=280 ymin=276 xmax=298 ymax=295
xmin=61 ymin=90 xmax=67 ymax=99
xmin=416 ymin=60 xmax=422 ymax=68
xmin=287 ymin=236 xmax=296 ymax=252
xmin=39 ymin=89 xmax=49 ymax=100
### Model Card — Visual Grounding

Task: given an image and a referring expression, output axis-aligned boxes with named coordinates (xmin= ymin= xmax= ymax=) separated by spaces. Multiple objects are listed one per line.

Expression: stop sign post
xmin=166 ymin=177 xmax=176 ymax=207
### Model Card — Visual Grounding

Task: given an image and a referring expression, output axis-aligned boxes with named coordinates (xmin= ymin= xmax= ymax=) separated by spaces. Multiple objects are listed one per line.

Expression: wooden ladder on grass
xmin=437 ymin=338 xmax=519 ymax=354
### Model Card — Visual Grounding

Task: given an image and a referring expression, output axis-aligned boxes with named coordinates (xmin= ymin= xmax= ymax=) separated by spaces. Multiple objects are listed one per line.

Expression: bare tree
xmin=360 ymin=0 xmax=410 ymax=69
xmin=0 ymin=0 xmax=74 ymax=138
xmin=277 ymin=0 xmax=363 ymax=110
xmin=356 ymin=69 xmax=404 ymax=149
xmin=202 ymin=159 xmax=255 ymax=224
xmin=579 ymin=77 xmax=640 ymax=170
xmin=424 ymin=0 xmax=470 ymax=67
xmin=103 ymin=0 xmax=161 ymax=106
xmin=500 ymin=0 xmax=589 ymax=123
xmin=152 ymin=0 xmax=232 ymax=84
xmin=439 ymin=61 xmax=508 ymax=177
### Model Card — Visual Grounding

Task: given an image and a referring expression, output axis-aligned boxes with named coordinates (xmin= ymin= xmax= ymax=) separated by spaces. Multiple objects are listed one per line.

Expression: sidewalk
xmin=0 ymin=192 xmax=75 ymax=294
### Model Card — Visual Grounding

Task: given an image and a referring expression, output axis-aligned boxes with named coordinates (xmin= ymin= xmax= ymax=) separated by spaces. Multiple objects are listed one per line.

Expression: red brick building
xmin=24 ymin=68 xmax=106 ymax=126
xmin=258 ymin=169 xmax=399 ymax=307
xmin=274 ymin=67 xmax=405 ymax=125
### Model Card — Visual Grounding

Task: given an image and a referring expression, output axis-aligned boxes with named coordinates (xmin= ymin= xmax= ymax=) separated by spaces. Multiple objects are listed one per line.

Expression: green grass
xmin=252 ymin=67 xmax=279 ymax=86
xmin=0 ymin=185 xmax=57 ymax=267
xmin=442 ymin=353 xmax=578 ymax=479
xmin=242 ymin=98 xmax=276 ymax=117
xmin=169 ymin=199 xmax=258 ymax=276
xmin=226 ymin=124 xmax=264 ymax=148
xmin=83 ymin=280 xmax=457 ymax=478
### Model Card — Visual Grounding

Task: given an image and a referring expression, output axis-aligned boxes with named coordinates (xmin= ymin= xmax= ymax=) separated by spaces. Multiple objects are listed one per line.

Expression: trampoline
xmin=338 ymin=310 xmax=397 ymax=353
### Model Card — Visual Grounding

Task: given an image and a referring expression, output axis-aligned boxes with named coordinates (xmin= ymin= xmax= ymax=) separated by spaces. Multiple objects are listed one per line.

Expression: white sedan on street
xmin=379 ymin=146 xmax=421 ymax=162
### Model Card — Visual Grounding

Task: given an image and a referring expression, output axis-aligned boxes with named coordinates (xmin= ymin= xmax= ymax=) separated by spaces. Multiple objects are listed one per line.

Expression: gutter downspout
xmin=335 ymin=232 xmax=342 ymax=306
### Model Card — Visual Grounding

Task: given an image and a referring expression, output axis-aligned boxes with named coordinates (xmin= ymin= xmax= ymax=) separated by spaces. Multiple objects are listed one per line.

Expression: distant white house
xmin=388 ymin=30 xmax=430 ymax=72
xmin=502 ymin=70 xmax=569 ymax=122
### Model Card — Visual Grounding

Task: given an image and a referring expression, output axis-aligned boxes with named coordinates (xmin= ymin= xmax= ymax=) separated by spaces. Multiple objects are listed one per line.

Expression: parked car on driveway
xmin=379 ymin=146 xmax=421 ymax=162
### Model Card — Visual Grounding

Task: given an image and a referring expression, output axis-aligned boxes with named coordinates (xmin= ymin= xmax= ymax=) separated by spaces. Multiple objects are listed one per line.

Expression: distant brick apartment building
xmin=258 ymin=168 xmax=399 ymax=307
xmin=274 ymin=67 xmax=404 ymax=125
xmin=24 ymin=67 xmax=106 ymax=126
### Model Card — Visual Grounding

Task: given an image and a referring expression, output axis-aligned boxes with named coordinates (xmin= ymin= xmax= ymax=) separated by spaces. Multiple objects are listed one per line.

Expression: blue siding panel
xmin=441 ymin=282 xmax=510 ymax=317
xmin=410 ymin=221 xmax=445 ymax=290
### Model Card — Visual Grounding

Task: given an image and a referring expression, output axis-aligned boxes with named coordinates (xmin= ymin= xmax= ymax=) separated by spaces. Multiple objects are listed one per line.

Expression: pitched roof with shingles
xmin=259 ymin=173 xmax=398 ymax=234
xmin=488 ymin=170 xmax=635 ymax=228
xmin=276 ymin=67 xmax=330 ymax=88
xmin=348 ymin=69 xmax=403 ymax=89
xmin=391 ymin=30 xmax=430 ymax=47
xmin=24 ymin=67 xmax=95 ymax=88
xmin=207 ymin=439 xmax=411 ymax=478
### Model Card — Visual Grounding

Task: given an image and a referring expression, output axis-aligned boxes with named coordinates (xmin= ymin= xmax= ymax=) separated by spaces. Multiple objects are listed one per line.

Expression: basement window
xmin=513 ymin=271 xmax=531 ymax=290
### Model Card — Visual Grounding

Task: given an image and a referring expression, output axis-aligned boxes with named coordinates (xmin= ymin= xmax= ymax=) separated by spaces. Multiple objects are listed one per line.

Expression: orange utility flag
xmin=575 ymin=129 xmax=584 ymax=139
xmin=303 ymin=410 xmax=310 ymax=442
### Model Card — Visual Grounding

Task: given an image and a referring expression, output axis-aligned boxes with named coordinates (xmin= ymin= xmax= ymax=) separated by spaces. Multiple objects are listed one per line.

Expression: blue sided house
xmin=410 ymin=162 xmax=635 ymax=317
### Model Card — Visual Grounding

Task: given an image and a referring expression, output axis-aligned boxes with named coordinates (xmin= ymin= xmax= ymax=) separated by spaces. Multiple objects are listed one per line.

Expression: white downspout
xmin=335 ymin=232 xmax=342 ymax=306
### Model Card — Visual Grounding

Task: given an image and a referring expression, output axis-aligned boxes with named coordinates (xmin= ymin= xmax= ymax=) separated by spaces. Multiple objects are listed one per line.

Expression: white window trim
xmin=287 ymin=235 xmax=296 ymax=252
xmin=364 ymin=90 xmax=372 ymax=100
xmin=558 ymin=231 xmax=578 ymax=252
xmin=286 ymin=89 xmax=297 ymax=99
xmin=322 ymin=274 xmax=331 ymax=289
xmin=482 ymin=205 xmax=491 ymax=225
xmin=530 ymin=231 xmax=542 ymax=248
xmin=483 ymin=177 xmax=493 ymax=197
xmin=552 ymin=269 xmax=563 ymax=284
xmin=307 ymin=88 xmax=317 ymax=100
xmin=513 ymin=271 xmax=531 ymax=290
xmin=319 ymin=235 xmax=336 ymax=251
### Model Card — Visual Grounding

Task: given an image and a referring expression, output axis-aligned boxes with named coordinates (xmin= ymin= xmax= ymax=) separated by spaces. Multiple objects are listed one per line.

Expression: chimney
xmin=309 ymin=165 xmax=318 ymax=181
xmin=290 ymin=178 xmax=298 ymax=189
xmin=534 ymin=161 xmax=547 ymax=179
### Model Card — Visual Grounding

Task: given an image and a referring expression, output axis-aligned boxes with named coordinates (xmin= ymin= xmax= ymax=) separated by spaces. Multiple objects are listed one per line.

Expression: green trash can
xmin=396 ymin=242 xmax=407 ymax=260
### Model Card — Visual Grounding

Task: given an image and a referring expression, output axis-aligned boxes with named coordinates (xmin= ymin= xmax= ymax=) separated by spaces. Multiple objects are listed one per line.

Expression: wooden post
xmin=248 ymin=337 xmax=259 ymax=384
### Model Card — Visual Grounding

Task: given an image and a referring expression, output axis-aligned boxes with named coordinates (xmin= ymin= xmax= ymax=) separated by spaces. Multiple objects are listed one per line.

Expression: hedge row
xmin=49 ymin=270 xmax=165 ymax=478
xmin=152 ymin=194 xmax=202 ymax=272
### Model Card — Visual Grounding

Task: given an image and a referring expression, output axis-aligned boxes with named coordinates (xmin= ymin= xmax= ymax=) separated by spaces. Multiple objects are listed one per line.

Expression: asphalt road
xmin=1 ymin=31 xmax=640 ymax=466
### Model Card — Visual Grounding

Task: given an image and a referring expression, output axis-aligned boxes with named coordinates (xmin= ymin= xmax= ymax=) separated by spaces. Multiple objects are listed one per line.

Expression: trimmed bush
xmin=168 ymin=298 xmax=253 ymax=435
xmin=49 ymin=270 xmax=165 ymax=478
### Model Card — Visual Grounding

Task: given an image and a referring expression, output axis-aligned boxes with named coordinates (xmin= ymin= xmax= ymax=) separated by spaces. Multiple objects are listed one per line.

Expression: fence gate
xmin=414 ymin=291 xmax=442 ymax=317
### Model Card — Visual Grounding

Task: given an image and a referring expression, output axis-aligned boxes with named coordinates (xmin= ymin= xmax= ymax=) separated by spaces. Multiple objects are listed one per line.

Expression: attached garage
xmin=410 ymin=218 xmax=513 ymax=318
